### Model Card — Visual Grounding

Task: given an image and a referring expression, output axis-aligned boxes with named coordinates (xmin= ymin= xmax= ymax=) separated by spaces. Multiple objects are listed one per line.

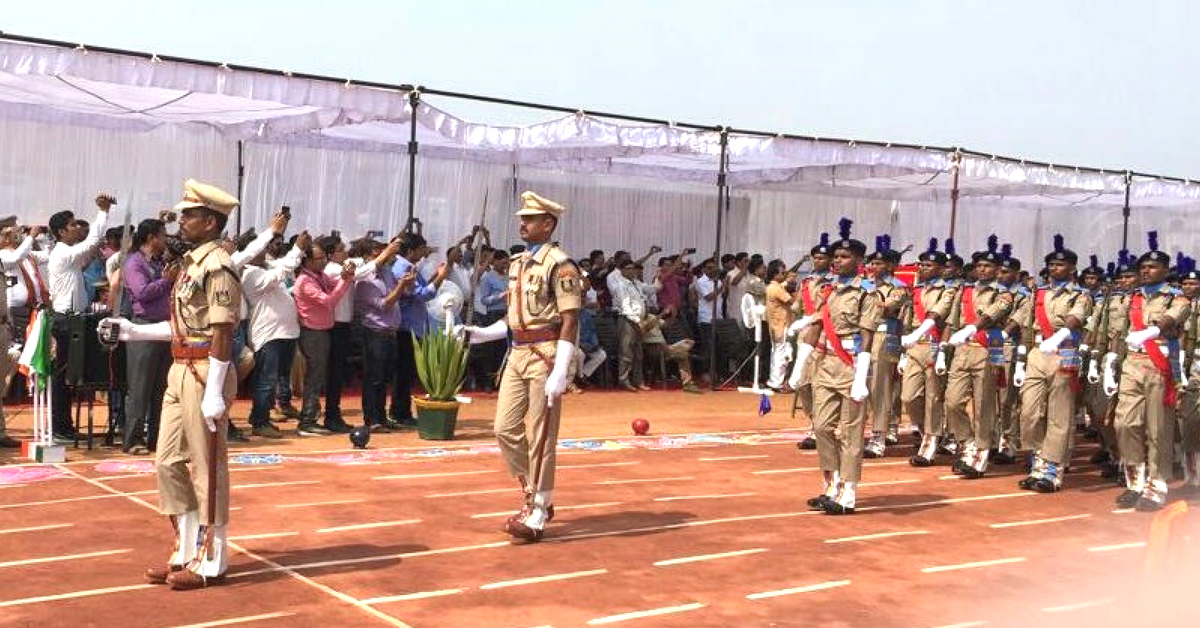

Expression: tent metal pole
xmin=405 ymin=89 xmax=420 ymax=233
xmin=1121 ymin=171 xmax=1132 ymax=249
xmin=235 ymin=140 xmax=244 ymax=235
xmin=947 ymin=150 xmax=961 ymax=240
xmin=709 ymin=128 xmax=729 ymax=391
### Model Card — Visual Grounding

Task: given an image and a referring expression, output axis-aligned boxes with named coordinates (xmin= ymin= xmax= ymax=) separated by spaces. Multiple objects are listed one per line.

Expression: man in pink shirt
xmin=293 ymin=241 xmax=355 ymax=435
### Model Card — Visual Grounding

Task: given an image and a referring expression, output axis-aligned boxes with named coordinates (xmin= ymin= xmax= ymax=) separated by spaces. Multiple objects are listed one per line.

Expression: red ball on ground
xmin=631 ymin=418 xmax=650 ymax=435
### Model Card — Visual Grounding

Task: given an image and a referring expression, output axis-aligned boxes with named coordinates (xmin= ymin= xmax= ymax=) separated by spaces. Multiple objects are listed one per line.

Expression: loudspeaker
xmin=64 ymin=312 xmax=126 ymax=389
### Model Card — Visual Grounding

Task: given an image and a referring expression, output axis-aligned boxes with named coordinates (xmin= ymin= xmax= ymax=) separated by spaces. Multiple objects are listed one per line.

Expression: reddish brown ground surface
xmin=2 ymin=389 xmax=1198 ymax=628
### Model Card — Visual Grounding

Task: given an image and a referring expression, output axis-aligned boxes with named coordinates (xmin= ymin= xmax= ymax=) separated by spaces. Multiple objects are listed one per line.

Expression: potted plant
xmin=412 ymin=328 xmax=470 ymax=440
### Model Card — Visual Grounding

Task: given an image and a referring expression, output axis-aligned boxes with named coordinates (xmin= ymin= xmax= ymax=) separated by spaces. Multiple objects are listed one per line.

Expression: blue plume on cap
xmin=882 ymin=234 xmax=892 ymax=251
xmin=838 ymin=218 xmax=853 ymax=240
xmin=987 ymin=234 xmax=998 ymax=253
xmin=1089 ymin=254 xmax=1098 ymax=268
xmin=1118 ymin=249 xmax=1130 ymax=265
xmin=1107 ymin=262 xmax=1116 ymax=276
xmin=875 ymin=235 xmax=884 ymax=252
xmin=1176 ymin=251 xmax=1185 ymax=268
xmin=927 ymin=237 xmax=939 ymax=253
xmin=1052 ymin=234 xmax=1064 ymax=253
xmin=818 ymin=232 xmax=829 ymax=247
xmin=945 ymin=238 xmax=956 ymax=255
xmin=1001 ymin=243 xmax=1012 ymax=259
xmin=1148 ymin=230 xmax=1159 ymax=252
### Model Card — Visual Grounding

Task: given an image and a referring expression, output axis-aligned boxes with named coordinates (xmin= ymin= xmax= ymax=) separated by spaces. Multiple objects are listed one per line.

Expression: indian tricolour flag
xmin=17 ymin=309 xmax=52 ymax=387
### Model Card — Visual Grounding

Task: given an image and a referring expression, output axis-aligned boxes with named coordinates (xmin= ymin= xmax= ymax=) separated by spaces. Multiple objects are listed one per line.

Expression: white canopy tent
xmin=1 ymin=32 xmax=1198 ymax=267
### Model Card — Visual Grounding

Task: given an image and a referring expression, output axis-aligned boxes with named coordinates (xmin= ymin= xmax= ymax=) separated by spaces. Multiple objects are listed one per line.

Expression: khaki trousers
xmin=1115 ymin=354 xmax=1176 ymax=481
xmin=156 ymin=360 xmax=235 ymax=526
xmin=812 ymin=353 xmax=865 ymax=483
xmin=1180 ymin=382 xmax=1200 ymax=455
xmin=997 ymin=358 xmax=1021 ymax=447
xmin=901 ymin=343 xmax=945 ymax=435
xmin=1017 ymin=348 xmax=1076 ymax=463
xmin=495 ymin=342 xmax=562 ymax=493
xmin=869 ymin=333 xmax=898 ymax=432
xmin=945 ymin=344 xmax=1000 ymax=452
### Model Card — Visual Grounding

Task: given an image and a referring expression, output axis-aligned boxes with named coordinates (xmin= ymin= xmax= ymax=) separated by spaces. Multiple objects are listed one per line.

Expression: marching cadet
xmin=1105 ymin=232 xmax=1191 ymax=511
xmin=935 ymin=239 xmax=966 ymax=454
xmin=1079 ymin=256 xmax=1113 ymax=462
xmin=459 ymin=191 xmax=581 ymax=542
xmin=942 ymin=236 xmax=1014 ymax=479
xmin=787 ymin=233 xmax=834 ymax=450
xmin=902 ymin=239 xmax=957 ymax=466
xmin=790 ymin=219 xmax=878 ymax=515
xmin=1013 ymin=236 xmax=1092 ymax=493
xmin=863 ymin=235 xmax=909 ymax=458
xmin=1093 ymin=252 xmax=1140 ymax=481
xmin=995 ymin=245 xmax=1030 ymax=464
xmin=1177 ymin=257 xmax=1200 ymax=489
xmin=102 ymin=179 xmax=241 ymax=589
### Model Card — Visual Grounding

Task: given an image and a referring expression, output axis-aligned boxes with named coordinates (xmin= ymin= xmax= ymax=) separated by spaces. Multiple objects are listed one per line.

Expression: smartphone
xmin=280 ymin=205 xmax=291 ymax=218
xmin=685 ymin=247 xmax=696 ymax=255
xmin=367 ymin=229 xmax=384 ymax=239
xmin=331 ymin=229 xmax=341 ymax=239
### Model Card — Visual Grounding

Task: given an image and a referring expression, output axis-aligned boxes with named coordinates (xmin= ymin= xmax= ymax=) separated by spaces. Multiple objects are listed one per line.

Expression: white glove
xmin=850 ymin=352 xmax=871 ymax=402
xmin=947 ymin=324 xmax=977 ymax=347
xmin=1087 ymin=355 xmax=1101 ymax=384
xmin=897 ymin=353 xmax=908 ymax=375
xmin=201 ymin=357 xmax=230 ymax=433
xmin=934 ymin=349 xmax=948 ymax=375
xmin=1125 ymin=325 xmax=1161 ymax=351
xmin=1013 ymin=361 xmax=1026 ymax=388
xmin=1179 ymin=348 xmax=1190 ymax=387
xmin=902 ymin=319 xmax=936 ymax=348
xmin=7 ymin=344 xmax=21 ymax=361
xmin=457 ymin=319 xmax=508 ymax=344
xmin=1103 ymin=352 xmax=1119 ymax=397
xmin=1080 ymin=343 xmax=1090 ymax=354
xmin=99 ymin=318 xmax=172 ymax=342
xmin=781 ymin=341 xmax=794 ymax=363
xmin=787 ymin=343 xmax=815 ymax=388
xmin=545 ymin=340 xmax=575 ymax=407
xmin=1039 ymin=328 xmax=1071 ymax=354
xmin=786 ymin=315 xmax=813 ymax=339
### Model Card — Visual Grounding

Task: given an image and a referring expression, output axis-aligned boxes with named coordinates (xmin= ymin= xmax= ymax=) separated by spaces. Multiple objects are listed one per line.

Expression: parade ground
xmin=1 ymin=390 xmax=1197 ymax=628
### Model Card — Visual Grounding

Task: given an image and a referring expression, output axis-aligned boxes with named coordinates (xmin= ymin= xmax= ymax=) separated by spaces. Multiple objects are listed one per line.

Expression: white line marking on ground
xmin=752 ymin=467 xmax=818 ymax=475
xmin=595 ymin=476 xmax=694 ymax=485
xmin=426 ymin=487 xmax=514 ymax=498
xmin=0 ymin=584 xmax=155 ymax=608
xmin=746 ymin=579 xmax=852 ymax=600
xmin=0 ymin=549 xmax=131 ymax=569
xmin=825 ymin=530 xmax=930 ymax=544
xmin=317 ymin=520 xmax=422 ymax=533
xmin=277 ymin=499 xmax=365 ymax=509
xmin=0 ymin=523 xmax=72 ymax=535
xmin=989 ymin=514 xmax=1091 ymax=529
xmin=360 ymin=589 xmax=465 ymax=604
xmin=1042 ymin=598 xmax=1113 ymax=613
xmin=653 ymin=548 xmax=767 ymax=566
xmin=938 ymin=475 xmax=963 ymax=480
xmin=864 ymin=461 xmax=911 ymax=467
xmin=228 ymin=532 xmax=299 ymax=541
xmin=0 ymin=490 xmax=157 ymax=509
xmin=229 ymin=542 xmax=511 ymax=578
xmin=586 ymin=602 xmax=706 ymax=625
xmin=859 ymin=479 xmax=920 ymax=487
xmin=479 ymin=568 xmax=609 ymax=590
xmin=558 ymin=461 xmax=640 ymax=469
xmin=375 ymin=470 xmax=497 ymax=480
xmin=697 ymin=454 xmax=770 ymax=461
xmin=53 ymin=465 xmax=413 ymax=628
xmin=229 ymin=466 xmax=286 ymax=473
xmin=167 ymin=611 xmax=296 ymax=628
xmin=653 ymin=492 xmax=757 ymax=502
xmin=552 ymin=511 xmax=819 ymax=543
xmin=1111 ymin=508 xmax=1135 ymax=514
xmin=232 ymin=480 xmax=320 ymax=490
xmin=93 ymin=473 xmax=153 ymax=480
xmin=1087 ymin=541 xmax=1146 ymax=552
xmin=471 ymin=502 xmax=622 ymax=519
xmin=921 ymin=557 xmax=1026 ymax=573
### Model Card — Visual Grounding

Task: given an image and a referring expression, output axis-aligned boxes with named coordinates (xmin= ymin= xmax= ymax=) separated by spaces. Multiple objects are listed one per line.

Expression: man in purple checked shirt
xmin=122 ymin=219 xmax=179 ymax=454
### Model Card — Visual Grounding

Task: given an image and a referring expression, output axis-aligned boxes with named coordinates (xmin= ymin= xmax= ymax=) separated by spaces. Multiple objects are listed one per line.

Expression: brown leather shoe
xmin=504 ymin=518 xmax=544 ymax=544
xmin=505 ymin=504 xmax=554 ymax=526
xmin=166 ymin=569 xmax=226 ymax=590
xmin=145 ymin=564 xmax=183 ymax=585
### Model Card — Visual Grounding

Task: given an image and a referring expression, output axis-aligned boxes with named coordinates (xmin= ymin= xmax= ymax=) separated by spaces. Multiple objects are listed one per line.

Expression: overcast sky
xmin=5 ymin=0 xmax=1197 ymax=176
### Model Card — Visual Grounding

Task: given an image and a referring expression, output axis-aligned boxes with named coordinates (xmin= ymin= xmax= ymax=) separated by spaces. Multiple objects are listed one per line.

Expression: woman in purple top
xmin=122 ymin=219 xmax=178 ymax=454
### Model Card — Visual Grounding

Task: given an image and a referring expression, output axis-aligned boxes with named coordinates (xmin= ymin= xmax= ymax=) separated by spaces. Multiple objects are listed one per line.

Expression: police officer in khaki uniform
xmin=943 ymin=236 xmax=1014 ymax=479
xmin=1104 ymin=232 xmax=1191 ymax=511
xmin=863 ymin=235 xmax=908 ymax=458
xmin=102 ymin=179 xmax=241 ymax=588
xmin=1091 ymin=253 xmax=1138 ymax=480
xmin=1177 ymin=259 xmax=1200 ymax=488
xmin=790 ymin=219 xmax=878 ymax=515
xmin=902 ymin=239 xmax=958 ymax=466
xmin=994 ymin=246 xmax=1029 ymax=465
xmin=787 ymin=233 xmax=834 ymax=450
xmin=1013 ymin=236 xmax=1092 ymax=493
xmin=460 ymin=191 xmax=581 ymax=542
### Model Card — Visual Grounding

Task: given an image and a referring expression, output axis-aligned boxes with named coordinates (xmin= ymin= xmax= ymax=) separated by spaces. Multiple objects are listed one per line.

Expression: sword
xmin=107 ymin=207 xmax=134 ymax=317
xmin=464 ymin=188 xmax=490 ymax=329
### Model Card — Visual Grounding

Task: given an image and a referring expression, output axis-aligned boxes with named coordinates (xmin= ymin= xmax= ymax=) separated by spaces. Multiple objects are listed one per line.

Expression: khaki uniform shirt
xmin=1107 ymin=284 xmax=1191 ymax=354
xmin=1024 ymin=282 xmax=1092 ymax=342
xmin=505 ymin=243 xmax=582 ymax=332
xmin=946 ymin=281 xmax=1014 ymax=340
xmin=872 ymin=274 xmax=910 ymax=327
xmin=765 ymin=280 xmax=794 ymax=341
xmin=904 ymin=279 xmax=957 ymax=334
xmin=811 ymin=276 xmax=881 ymax=347
xmin=171 ymin=241 xmax=241 ymax=346
xmin=793 ymin=272 xmax=830 ymax=317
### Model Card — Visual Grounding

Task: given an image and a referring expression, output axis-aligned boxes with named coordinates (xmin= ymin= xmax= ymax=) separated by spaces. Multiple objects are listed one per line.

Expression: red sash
xmin=801 ymin=278 xmax=817 ymax=315
xmin=1130 ymin=292 xmax=1176 ymax=406
xmin=818 ymin=284 xmax=854 ymax=367
xmin=959 ymin=286 xmax=990 ymax=346
xmin=1034 ymin=288 xmax=1055 ymax=339
xmin=912 ymin=286 xmax=941 ymax=342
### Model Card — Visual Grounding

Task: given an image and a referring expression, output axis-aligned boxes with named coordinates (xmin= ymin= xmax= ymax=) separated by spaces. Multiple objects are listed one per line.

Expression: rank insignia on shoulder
xmin=215 ymin=288 xmax=232 ymax=307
